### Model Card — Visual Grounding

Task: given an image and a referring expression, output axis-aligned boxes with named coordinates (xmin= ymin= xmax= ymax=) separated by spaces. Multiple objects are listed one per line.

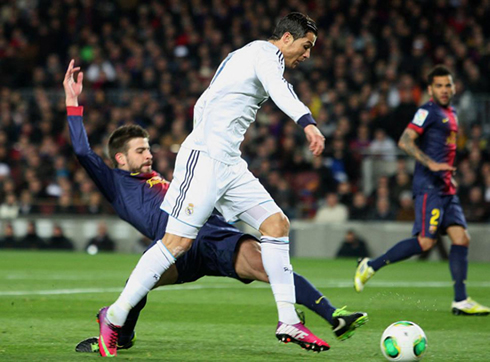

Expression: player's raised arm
xmin=64 ymin=59 xmax=83 ymax=107
xmin=63 ymin=60 xmax=117 ymax=203
xmin=398 ymin=128 xmax=456 ymax=172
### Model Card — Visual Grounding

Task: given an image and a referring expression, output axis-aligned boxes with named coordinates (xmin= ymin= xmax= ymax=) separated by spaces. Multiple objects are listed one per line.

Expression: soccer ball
xmin=380 ymin=321 xmax=428 ymax=361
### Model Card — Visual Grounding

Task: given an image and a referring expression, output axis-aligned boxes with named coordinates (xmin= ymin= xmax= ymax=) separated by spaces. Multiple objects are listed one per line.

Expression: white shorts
xmin=161 ymin=147 xmax=280 ymax=236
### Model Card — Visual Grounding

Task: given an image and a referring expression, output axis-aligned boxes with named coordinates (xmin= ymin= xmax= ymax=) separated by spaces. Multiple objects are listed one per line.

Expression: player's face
xmin=283 ymin=32 xmax=316 ymax=68
xmin=428 ymin=75 xmax=455 ymax=107
xmin=124 ymin=137 xmax=153 ymax=173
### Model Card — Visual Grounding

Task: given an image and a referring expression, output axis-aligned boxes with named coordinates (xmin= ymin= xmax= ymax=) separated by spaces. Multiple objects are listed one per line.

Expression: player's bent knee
xmin=418 ymin=236 xmax=436 ymax=252
xmin=453 ymin=233 xmax=470 ymax=247
xmin=162 ymin=233 xmax=194 ymax=258
xmin=259 ymin=212 xmax=290 ymax=237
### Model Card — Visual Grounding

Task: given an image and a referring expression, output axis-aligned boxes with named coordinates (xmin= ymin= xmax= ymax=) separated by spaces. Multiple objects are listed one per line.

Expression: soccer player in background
xmin=63 ymin=60 xmax=367 ymax=355
xmin=98 ymin=12 xmax=329 ymax=356
xmin=354 ymin=65 xmax=490 ymax=316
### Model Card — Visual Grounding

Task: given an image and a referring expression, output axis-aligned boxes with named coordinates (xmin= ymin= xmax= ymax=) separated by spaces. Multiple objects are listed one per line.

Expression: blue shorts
xmin=412 ymin=193 xmax=467 ymax=239
xmin=174 ymin=215 xmax=258 ymax=284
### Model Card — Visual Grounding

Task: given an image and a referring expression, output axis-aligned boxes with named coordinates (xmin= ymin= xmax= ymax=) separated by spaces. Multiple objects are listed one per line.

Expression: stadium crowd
xmin=1 ymin=0 xmax=490 ymax=222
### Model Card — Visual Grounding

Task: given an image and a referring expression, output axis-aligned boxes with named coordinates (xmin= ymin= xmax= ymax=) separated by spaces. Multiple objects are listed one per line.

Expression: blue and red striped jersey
xmin=406 ymin=100 xmax=458 ymax=195
xmin=67 ymin=106 xmax=170 ymax=240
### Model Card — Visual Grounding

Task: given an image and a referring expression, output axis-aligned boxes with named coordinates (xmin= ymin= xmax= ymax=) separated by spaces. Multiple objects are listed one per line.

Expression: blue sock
xmin=449 ymin=245 xmax=468 ymax=302
xmin=294 ymin=272 xmax=336 ymax=325
xmin=369 ymin=237 xmax=423 ymax=271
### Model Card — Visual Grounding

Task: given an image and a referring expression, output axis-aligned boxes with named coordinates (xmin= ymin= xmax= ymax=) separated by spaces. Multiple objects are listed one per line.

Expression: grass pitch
xmin=0 ymin=251 xmax=489 ymax=361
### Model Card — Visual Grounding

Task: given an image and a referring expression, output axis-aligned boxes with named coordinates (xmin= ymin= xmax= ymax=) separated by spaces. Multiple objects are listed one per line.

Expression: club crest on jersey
xmin=412 ymin=109 xmax=429 ymax=126
xmin=146 ymin=176 xmax=168 ymax=188
xmin=185 ymin=203 xmax=194 ymax=216
xmin=446 ymin=131 xmax=457 ymax=145
xmin=429 ymin=225 xmax=437 ymax=234
xmin=442 ymin=118 xmax=449 ymax=123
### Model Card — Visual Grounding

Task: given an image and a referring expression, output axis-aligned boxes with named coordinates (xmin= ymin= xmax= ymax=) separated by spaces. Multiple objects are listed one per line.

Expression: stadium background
xmin=1 ymin=0 xmax=490 ymax=258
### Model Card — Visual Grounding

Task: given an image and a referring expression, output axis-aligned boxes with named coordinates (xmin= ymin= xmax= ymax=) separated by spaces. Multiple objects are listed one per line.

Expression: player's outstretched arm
xmin=398 ymin=128 xmax=456 ymax=172
xmin=63 ymin=59 xmax=117 ymax=203
xmin=304 ymin=124 xmax=325 ymax=156
xmin=63 ymin=59 xmax=84 ymax=107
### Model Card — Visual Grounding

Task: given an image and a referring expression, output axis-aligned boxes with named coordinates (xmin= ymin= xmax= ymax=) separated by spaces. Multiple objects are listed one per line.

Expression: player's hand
xmin=427 ymin=160 xmax=456 ymax=172
xmin=63 ymin=59 xmax=83 ymax=107
xmin=304 ymin=124 xmax=325 ymax=156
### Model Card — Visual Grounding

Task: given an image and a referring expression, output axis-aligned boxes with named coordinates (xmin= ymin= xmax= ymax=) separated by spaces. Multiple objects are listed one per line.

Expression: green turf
xmin=0 ymin=251 xmax=489 ymax=361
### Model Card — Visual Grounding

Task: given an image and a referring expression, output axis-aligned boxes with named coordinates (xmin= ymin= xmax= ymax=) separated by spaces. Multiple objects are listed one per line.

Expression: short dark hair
xmin=270 ymin=12 xmax=317 ymax=41
xmin=427 ymin=65 xmax=453 ymax=84
xmin=108 ymin=125 xmax=149 ymax=167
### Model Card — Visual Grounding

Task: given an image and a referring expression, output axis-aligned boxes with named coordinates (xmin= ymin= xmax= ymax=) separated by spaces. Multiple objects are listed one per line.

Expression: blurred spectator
xmin=47 ymin=224 xmax=74 ymax=250
xmin=273 ymin=177 xmax=297 ymax=220
xmin=391 ymin=158 xmax=412 ymax=178
xmin=368 ymin=129 xmax=397 ymax=161
xmin=0 ymin=222 xmax=17 ymax=249
xmin=86 ymin=191 xmax=104 ymax=215
xmin=349 ymin=124 xmax=371 ymax=162
xmin=265 ymin=170 xmax=297 ymax=219
xmin=314 ymin=193 xmax=349 ymax=223
xmin=386 ymin=77 xmax=419 ymax=141
xmin=54 ymin=194 xmax=79 ymax=215
xmin=452 ymin=79 xmax=477 ymax=126
xmin=396 ymin=190 xmax=415 ymax=222
xmin=463 ymin=186 xmax=488 ymax=222
xmin=349 ymin=192 xmax=370 ymax=221
xmin=0 ymin=193 xmax=19 ymax=219
xmin=465 ymin=124 xmax=488 ymax=154
xmin=336 ymin=229 xmax=370 ymax=259
xmin=324 ymin=138 xmax=358 ymax=184
xmin=390 ymin=171 xmax=412 ymax=203
xmin=85 ymin=222 xmax=116 ymax=254
xmin=458 ymin=168 xmax=477 ymax=204
xmin=85 ymin=50 xmax=117 ymax=87
xmin=18 ymin=190 xmax=40 ymax=215
xmin=19 ymin=221 xmax=47 ymax=250
xmin=369 ymin=197 xmax=396 ymax=221
xmin=311 ymin=156 xmax=336 ymax=198
xmin=337 ymin=181 xmax=353 ymax=206
xmin=371 ymin=175 xmax=392 ymax=205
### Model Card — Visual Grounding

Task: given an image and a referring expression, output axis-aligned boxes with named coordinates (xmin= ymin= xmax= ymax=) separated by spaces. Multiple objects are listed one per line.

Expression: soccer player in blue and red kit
xmin=63 ymin=60 xmax=368 ymax=355
xmin=354 ymin=65 xmax=489 ymax=316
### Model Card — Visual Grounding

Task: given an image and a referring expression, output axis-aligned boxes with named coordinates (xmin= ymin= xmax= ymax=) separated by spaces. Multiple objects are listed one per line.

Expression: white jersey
xmin=182 ymin=40 xmax=312 ymax=164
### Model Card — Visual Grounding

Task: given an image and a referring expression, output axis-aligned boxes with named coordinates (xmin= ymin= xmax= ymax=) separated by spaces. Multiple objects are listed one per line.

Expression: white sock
xmin=106 ymin=241 xmax=175 ymax=326
xmin=261 ymin=236 xmax=300 ymax=324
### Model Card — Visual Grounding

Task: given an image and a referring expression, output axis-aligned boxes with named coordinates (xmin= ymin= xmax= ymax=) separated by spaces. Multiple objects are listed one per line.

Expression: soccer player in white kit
xmin=99 ymin=12 xmax=328 ymax=356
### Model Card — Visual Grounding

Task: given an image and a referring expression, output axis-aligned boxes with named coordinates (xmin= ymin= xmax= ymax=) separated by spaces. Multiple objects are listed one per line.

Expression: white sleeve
xmin=255 ymin=46 xmax=311 ymax=123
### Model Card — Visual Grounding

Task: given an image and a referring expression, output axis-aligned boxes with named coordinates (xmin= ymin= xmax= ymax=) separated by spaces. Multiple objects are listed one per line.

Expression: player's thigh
xmin=193 ymin=223 xmax=258 ymax=284
xmin=161 ymin=148 xmax=217 ymax=227
xmin=412 ymin=193 xmax=444 ymax=239
xmin=441 ymin=196 xmax=469 ymax=245
xmin=217 ymin=160 xmax=280 ymax=226
xmin=234 ymin=238 xmax=269 ymax=282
